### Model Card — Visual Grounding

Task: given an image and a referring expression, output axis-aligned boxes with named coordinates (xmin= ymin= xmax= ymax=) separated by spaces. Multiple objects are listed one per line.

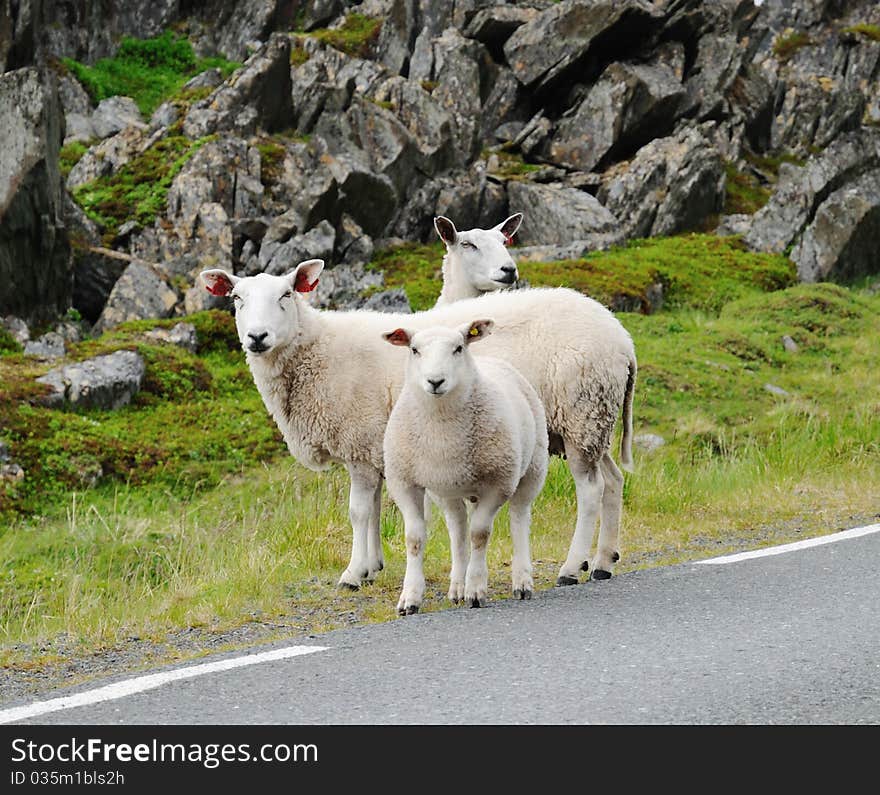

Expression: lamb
xmin=200 ymin=258 xmax=635 ymax=591
xmin=382 ymin=321 xmax=549 ymax=614
xmin=433 ymin=214 xmax=523 ymax=305
xmin=433 ymin=213 xmax=634 ymax=583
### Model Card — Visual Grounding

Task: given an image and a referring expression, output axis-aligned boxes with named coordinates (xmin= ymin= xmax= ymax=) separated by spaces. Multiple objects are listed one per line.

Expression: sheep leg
xmin=436 ymin=496 xmax=469 ymax=603
xmin=339 ymin=463 xmax=382 ymax=590
xmin=509 ymin=465 xmax=544 ymax=599
xmin=365 ymin=478 xmax=385 ymax=582
xmin=557 ymin=443 xmax=604 ymax=586
xmin=593 ymin=451 xmax=624 ymax=580
xmin=396 ymin=484 xmax=428 ymax=615
xmin=465 ymin=492 xmax=505 ymax=608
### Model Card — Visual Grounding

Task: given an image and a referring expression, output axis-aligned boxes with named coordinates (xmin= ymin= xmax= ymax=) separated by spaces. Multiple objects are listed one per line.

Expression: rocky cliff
xmin=2 ymin=0 xmax=880 ymax=332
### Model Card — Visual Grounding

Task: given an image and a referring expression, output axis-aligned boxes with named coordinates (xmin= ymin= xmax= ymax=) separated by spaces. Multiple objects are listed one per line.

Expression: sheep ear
xmin=383 ymin=328 xmax=412 ymax=347
xmin=462 ymin=319 xmax=494 ymax=344
xmin=290 ymin=259 xmax=324 ymax=293
xmin=434 ymin=216 xmax=457 ymax=245
xmin=494 ymin=213 xmax=523 ymax=245
xmin=201 ymin=269 xmax=239 ymax=296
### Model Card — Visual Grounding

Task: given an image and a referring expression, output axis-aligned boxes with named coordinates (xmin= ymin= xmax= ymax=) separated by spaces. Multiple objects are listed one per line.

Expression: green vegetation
xmin=724 ymin=162 xmax=772 ymax=215
xmin=289 ymin=37 xmax=311 ymax=66
xmin=71 ymin=130 xmax=215 ymax=238
xmin=485 ymin=149 xmax=541 ymax=181
xmin=773 ymin=31 xmax=814 ymax=62
xmin=62 ymin=31 xmax=240 ymax=116
xmin=2 ymin=236 xmax=878 ymax=673
xmin=58 ymin=140 xmax=93 ymax=179
xmin=842 ymin=23 xmax=880 ymax=42
xmin=304 ymin=13 xmax=382 ymax=59
xmin=0 ymin=327 xmax=21 ymax=355
xmin=374 ymin=234 xmax=794 ymax=313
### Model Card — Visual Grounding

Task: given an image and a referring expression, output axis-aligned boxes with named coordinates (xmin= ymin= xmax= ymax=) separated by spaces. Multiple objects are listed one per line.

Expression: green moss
xmin=368 ymin=242 xmax=446 ymax=310
xmin=59 ymin=140 xmax=94 ymax=179
xmin=289 ymin=36 xmax=310 ymax=66
xmin=0 ymin=327 xmax=22 ymax=355
xmin=71 ymin=131 xmax=216 ymax=237
xmin=773 ymin=31 xmax=814 ymax=62
xmin=842 ymin=23 xmax=880 ymax=42
xmin=420 ymin=80 xmax=438 ymax=94
xmin=486 ymin=149 xmax=541 ymax=180
xmin=62 ymin=31 xmax=241 ymax=116
xmin=724 ymin=162 xmax=772 ymax=215
xmin=307 ymin=13 xmax=382 ymax=59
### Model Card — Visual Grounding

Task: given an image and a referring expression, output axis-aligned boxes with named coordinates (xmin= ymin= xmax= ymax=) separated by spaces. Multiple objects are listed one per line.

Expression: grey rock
xmin=377 ymin=0 xmax=423 ymax=76
xmin=745 ymin=128 xmax=880 ymax=255
xmin=782 ymin=335 xmax=799 ymax=353
xmin=726 ymin=62 xmax=776 ymax=152
xmin=149 ymin=102 xmax=179 ymax=132
xmin=361 ymin=288 xmax=412 ymax=314
xmin=599 ymin=125 xmax=725 ymax=240
xmin=764 ymin=383 xmax=790 ymax=397
xmin=58 ymin=73 xmax=92 ymax=118
xmin=94 ymin=262 xmax=179 ymax=333
xmin=66 ymin=125 xmax=149 ymax=190
xmin=54 ymin=320 xmax=84 ymax=344
xmin=2 ymin=316 xmax=30 ymax=345
xmin=311 ymin=261 xmax=384 ymax=310
xmin=184 ymin=285 xmax=227 ymax=315
xmin=634 ymin=433 xmax=665 ymax=453
xmin=183 ymin=68 xmax=224 ymax=91
xmin=37 ymin=350 xmax=146 ymax=410
xmin=0 ymin=67 xmax=72 ymax=327
xmin=550 ymin=58 xmax=685 ymax=172
xmin=184 ymin=34 xmax=294 ymax=138
xmin=717 ymin=214 xmax=752 ymax=237
xmin=64 ymin=112 xmax=97 ymax=144
xmin=337 ymin=215 xmax=374 ymax=267
xmin=73 ymin=247 xmax=130 ymax=324
xmin=91 ymin=96 xmax=142 ymax=139
xmin=506 ymin=181 xmax=621 ymax=247
xmin=791 ymin=168 xmax=880 ymax=284
xmin=0 ymin=439 xmax=8 ymax=462
xmin=144 ymin=322 xmax=199 ymax=353
xmin=301 ymin=0 xmax=346 ymax=30
xmin=259 ymin=220 xmax=336 ymax=276
xmin=24 ymin=332 xmax=66 ymax=359
xmin=503 ymin=0 xmax=664 ymax=92
xmin=465 ymin=5 xmax=539 ymax=49
xmin=0 ymin=463 xmax=25 ymax=482
xmin=682 ymin=32 xmax=742 ymax=120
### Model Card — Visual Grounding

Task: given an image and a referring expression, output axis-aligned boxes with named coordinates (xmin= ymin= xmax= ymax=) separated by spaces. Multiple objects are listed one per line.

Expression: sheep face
xmin=435 ymin=214 xmax=523 ymax=292
xmin=200 ymin=260 xmax=324 ymax=356
xmin=384 ymin=321 xmax=494 ymax=398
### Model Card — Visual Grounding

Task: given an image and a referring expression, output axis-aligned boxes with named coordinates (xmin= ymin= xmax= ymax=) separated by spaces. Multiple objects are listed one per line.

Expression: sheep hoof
xmin=469 ymin=597 xmax=487 ymax=608
xmin=556 ymin=575 xmax=579 ymax=587
xmin=591 ymin=569 xmax=612 ymax=581
xmin=513 ymin=588 xmax=532 ymax=601
xmin=405 ymin=605 xmax=420 ymax=615
xmin=579 ymin=560 xmax=590 ymax=572
xmin=338 ymin=581 xmax=359 ymax=591
xmin=612 ymin=551 xmax=620 ymax=562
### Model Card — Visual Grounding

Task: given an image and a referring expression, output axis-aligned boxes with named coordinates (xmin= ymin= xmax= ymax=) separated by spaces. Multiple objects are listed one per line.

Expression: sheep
xmin=382 ymin=320 xmax=549 ymax=614
xmin=433 ymin=213 xmax=634 ymax=583
xmin=433 ymin=214 xmax=523 ymax=305
xmin=200 ymin=258 xmax=635 ymax=591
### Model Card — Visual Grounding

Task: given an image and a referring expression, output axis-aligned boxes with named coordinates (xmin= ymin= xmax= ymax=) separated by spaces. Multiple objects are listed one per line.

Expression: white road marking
xmin=0 ymin=644 xmax=328 ymax=725
xmin=693 ymin=523 xmax=880 ymax=565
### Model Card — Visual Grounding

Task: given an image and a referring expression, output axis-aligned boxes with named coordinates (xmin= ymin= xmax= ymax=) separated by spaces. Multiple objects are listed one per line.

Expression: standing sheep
xmin=433 ymin=213 xmax=635 ymax=582
xmin=382 ymin=321 xmax=549 ymax=614
xmin=200 ymin=259 xmax=634 ymax=591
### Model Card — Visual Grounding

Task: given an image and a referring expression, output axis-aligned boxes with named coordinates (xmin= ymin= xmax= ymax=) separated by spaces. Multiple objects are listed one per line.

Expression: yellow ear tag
xmin=469 ymin=327 xmax=479 ymax=337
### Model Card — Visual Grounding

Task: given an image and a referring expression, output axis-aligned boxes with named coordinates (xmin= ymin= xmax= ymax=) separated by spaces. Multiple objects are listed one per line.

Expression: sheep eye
xmin=280 ymin=291 xmax=292 ymax=300
xmin=453 ymin=345 xmax=463 ymax=355
xmin=461 ymin=241 xmax=477 ymax=250
xmin=232 ymin=294 xmax=242 ymax=303
xmin=411 ymin=347 xmax=420 ymax=356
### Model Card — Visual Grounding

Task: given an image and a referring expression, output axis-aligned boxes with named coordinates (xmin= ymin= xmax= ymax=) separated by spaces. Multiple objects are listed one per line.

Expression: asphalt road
xmin=5 ymin=528 xmax=879 ymax=725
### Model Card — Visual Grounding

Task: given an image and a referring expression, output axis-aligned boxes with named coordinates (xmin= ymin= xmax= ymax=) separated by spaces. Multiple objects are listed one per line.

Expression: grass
xmin=373 ymin=234 xmax=795 ymax=313
xmin=485 ymin=149 xmax=542 ymax=181
xmin=302 ymin=13 xmax=382 ymax=59
xmin=58 ymin=140 xmax=93 ymax=180
xmin=70 ymin=127 xmax=216 ymax=238
xmin=842 ymin=23 xmax=880 ymax=42
xmin=2 ymin=236 xmax=878 ymax=673
xmin=773 ymin=31 xmax=814 ymax=62
xmin=724 ymin=162 xmax=772 ymax=215
xmin=62 ymin=31 xmax=240 ymax=116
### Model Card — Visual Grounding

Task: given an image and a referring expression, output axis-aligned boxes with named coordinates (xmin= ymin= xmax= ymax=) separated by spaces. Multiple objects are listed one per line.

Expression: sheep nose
xmin=249 ymin=331 xmax=268 ymax=344
xmin=428 ymin=378 xmax=445 ymax=392
xmin=499 ymin=265 xmax=517 ymax=284
xmin=247 ymin=331 xmax=269 ymax=351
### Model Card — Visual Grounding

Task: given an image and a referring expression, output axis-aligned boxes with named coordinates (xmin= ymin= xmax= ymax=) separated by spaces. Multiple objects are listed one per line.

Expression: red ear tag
xmin=294 ymin=273 xmax=319 ymax=293
xmin=503 ymin=233 xmax=513 ymax=246
xmin=207 ymin=275 xmax=233 ymax=296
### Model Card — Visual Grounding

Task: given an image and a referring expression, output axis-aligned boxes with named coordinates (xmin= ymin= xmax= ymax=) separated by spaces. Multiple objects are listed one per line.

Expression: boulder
xmin=503 ymin=0 xmax=664 ymax=93
xmin=0 ymin=67 xmax=72 ymax=327
xmin=336 ymin=214 xmax=374 ymax=267
xmin=37 ymin=350 xmax=146 ymax=411
xmin=143 ymin=322 xmax=199 ymax=353
xmin=791 ymin=168 xmax=880 ymax=283
xmin=599 ymin=125 xmax=725 ymax=239
xmin=66 ymin=125 xmax=149 ymax=190
xmin=258 ymin=219 xmax=336 ymax=276
xmin=322 ymin=151 xmax=398 ymax=238
xmin=549 ymin=59 xmax=685 ymax=172
xmin=506 ymin=181 xmax=621 ymax=247
xmin=361 ymin=288 xmax=412 ymax=313
xmin=2 ymin=316 xmax=30 ymax=346
xmin=91 ymin=96 xmax=142 ymax=139
xmin=94 ymin=261 xmax=178 ymax=332
xmin=310 ymin=261 xmax=384 ymax=310
xmin=745 ymin=128 xmax=880 ymax=255
xmin=464 ymin=5 xmax=539 ymax=54
xmin=184 ymin=33 xmax=294 ymax=138
xmin=24 ymin=332 xmax=66 ymax=359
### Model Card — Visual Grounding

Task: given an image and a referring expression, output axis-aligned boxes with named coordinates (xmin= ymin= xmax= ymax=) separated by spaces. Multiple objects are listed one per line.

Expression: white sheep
xmin=382 ymin=320 xmax=548 ymax=614
xmin=433 ymin=214 xmax=523 ymax=305
xmin=433 ymin=212 xmax=634 ymax=583
xmin=200 ymin=259 xmax=635 ymax=591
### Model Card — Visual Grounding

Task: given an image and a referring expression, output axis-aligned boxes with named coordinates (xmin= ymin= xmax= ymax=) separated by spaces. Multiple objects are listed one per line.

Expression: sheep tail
xmin=619 ymin=357 xmax=636 ymax=473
